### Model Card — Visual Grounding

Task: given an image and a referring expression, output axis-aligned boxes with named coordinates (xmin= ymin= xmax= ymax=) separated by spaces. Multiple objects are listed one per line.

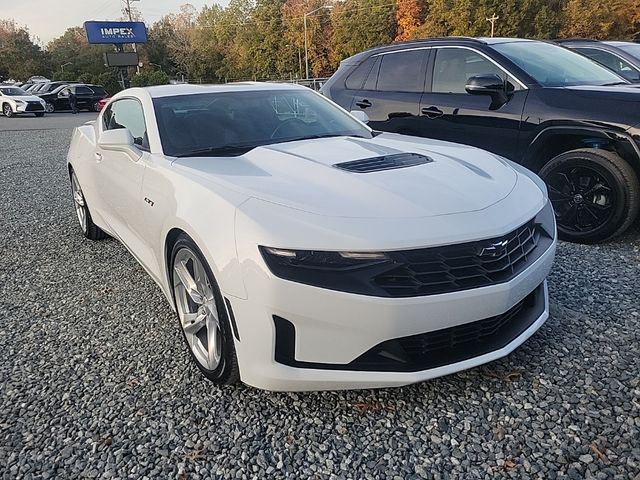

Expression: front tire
xmin=3 ymin=104 xmax=15 ymax=117
xmin=69 ymin=170 xmax=108 ymax=240
xmin=539 ymin=149 xmax=639 ymax=243
xmin=45 ymin=102 xmax=55 ymax=113
xmin=171 ymin=235 xmax=240 ymax=385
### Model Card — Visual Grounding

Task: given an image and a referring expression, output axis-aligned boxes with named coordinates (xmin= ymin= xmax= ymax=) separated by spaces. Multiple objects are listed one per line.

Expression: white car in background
xmin=0 ymin=85 xmax=46 ymax=117
xmin=66 ymin=83 xmax=556 ymax=391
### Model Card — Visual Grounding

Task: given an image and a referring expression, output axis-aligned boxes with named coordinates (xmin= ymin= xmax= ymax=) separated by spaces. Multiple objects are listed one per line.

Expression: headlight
xmin=14 ymin=100 xmax=25 ymax=105
xmin=259 ymin=247 xmax=393 ymax=295
xmin=535 ymin=197 xmax=556 ymax=239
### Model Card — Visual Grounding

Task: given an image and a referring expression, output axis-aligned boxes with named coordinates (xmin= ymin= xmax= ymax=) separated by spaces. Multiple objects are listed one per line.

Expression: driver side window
xmin=103 ymin=98 xmax=149 ymax=150
xmin=432 ymin=48 xmax=511 ymax=94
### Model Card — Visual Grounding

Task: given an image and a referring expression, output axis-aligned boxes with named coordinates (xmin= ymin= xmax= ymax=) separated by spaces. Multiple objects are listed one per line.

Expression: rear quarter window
xmin=345 ymin=57 xmax=377 ymax=90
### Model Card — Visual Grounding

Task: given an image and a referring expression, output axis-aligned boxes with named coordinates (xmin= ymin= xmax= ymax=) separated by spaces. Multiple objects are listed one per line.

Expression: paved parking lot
xmin=0 ymin=115 xmax=638 ymax=479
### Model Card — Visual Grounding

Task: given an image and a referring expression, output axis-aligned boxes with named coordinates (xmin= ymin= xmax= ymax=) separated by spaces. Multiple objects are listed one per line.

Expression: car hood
xmin=558 ymin=84 xmax=640 ymax=102
xmin=172 ymin=133 xmax=521 ymax=219
xmin=7 ymin=95 xmax=44 ymax=102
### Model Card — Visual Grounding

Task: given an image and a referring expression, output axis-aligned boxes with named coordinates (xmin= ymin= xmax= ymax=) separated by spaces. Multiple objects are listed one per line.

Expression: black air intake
xmin=334 ymin=153 xmax=432 ymax=173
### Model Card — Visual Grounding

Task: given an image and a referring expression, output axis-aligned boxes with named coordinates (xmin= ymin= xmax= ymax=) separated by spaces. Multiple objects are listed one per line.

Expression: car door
xmin=74 ymin=86 xmax=94 ymax=110
xmin=419 ymin=47 xmax=529 ymax=160
xmin=95 ymin=98 xmax=154 ymax=268
xmin=349 ymin=48 xmax=429 ymax=135
xmin=56 ymin=87 xmax=72 ymax=110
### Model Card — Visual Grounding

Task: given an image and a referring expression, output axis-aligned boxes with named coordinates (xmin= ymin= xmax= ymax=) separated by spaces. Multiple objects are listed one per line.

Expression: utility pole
xmin=486 ymin=13 xmax=499 ymax=38
xmin=124 ymin=0 xmax=140 ymax=73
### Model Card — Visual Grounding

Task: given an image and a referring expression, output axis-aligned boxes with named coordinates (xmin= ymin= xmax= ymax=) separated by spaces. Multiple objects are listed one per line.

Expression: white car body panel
xmin=67 ymin=83 xmax=556 ymax=391
xmin=0 ymin=92 xmax=46 ymax=114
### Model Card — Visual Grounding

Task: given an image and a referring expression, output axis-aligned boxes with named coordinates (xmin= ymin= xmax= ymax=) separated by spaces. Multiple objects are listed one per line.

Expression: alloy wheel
xmin=172 ymin=248 xmax=222 ymax=371
xmin=70 ymin=172 xmax=87 ymax=233
xmin=546 ymin=165 xmax=615 ymax=233
xmin=45 ymin=103 xmax=54 ymax=113
xmin=3 ymin=104 xmax=13 ymax=117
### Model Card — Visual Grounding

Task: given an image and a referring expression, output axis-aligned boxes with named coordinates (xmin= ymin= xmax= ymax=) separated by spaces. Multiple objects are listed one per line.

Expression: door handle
xmin=94 ymin=152 xmax=102 ymax=161
xmin=421 ymin=106 xmax=444 ymax=119
xmin=355 ymin=99 xmax=372 ymax=109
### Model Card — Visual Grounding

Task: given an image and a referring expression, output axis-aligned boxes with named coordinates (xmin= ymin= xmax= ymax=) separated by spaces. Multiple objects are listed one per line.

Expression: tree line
xmin=1 ymin=0 xmax=639 ymax=90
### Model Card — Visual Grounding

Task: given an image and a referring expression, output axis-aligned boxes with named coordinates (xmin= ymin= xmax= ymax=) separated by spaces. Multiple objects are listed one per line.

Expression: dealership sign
xmin=84 ymin=21 xmax=147 ymax=44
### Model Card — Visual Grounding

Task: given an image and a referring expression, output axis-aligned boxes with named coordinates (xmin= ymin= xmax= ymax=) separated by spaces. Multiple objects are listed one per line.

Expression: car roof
xmin=141 ymin=82 xmax=309 ymax=99
xmin=340 ymin=37 xmax=543 ymax=64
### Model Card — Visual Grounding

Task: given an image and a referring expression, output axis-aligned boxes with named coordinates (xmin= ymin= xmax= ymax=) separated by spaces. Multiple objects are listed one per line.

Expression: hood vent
xmin=334 ymin=153 xmax=433 ymax=173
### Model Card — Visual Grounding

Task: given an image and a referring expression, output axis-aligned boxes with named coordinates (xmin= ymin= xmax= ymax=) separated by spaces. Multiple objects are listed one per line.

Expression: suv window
xmin=375 ymin=50 xmax=425 ymax=92
xmin=103 ymin=98 xmax=148 ymax=149
xmin=433 ymin=48 xmax=506 ymax=94
xmin=75 ymin=86 xmax=93 ymax=95
xmin=345 ymin=57 xmax=377 ymax=90
xmin=574 ymin=47 xmax=639 ymax=81
xmin=90 ymin=86 xmax=107 ymax=96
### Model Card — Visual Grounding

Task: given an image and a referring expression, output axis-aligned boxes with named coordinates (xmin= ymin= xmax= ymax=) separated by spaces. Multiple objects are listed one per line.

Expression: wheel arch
xmin=524 ymin=126 xmax=640 ymax=177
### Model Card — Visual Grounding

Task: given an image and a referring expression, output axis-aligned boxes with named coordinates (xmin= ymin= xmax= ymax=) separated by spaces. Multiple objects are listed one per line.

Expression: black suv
xmin=322 ymin=37 xmax=640 ymax=243
xmin=558 ymin=39 xmax=640 ymax=83
xmin=40 ymin=84 xmax=108 ymax=113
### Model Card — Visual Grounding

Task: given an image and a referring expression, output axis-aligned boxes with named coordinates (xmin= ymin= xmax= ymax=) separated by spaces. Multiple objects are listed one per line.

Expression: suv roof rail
xmin=555 ymin=38 xmax=600 ymax=43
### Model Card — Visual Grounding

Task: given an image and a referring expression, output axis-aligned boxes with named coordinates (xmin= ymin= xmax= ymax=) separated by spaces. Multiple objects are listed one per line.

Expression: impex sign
xmin=84 ymin=21 xmax=147 ymax=44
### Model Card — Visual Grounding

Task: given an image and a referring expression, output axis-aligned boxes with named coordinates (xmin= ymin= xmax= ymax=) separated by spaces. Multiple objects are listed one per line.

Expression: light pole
xmin=61 ymin=62 xmax=72 ymax=73
xmin=304 ymin=5 xmax=333 ymax=80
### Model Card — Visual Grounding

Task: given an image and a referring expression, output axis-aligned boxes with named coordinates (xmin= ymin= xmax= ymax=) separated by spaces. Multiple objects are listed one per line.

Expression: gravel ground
xmin=0 ymin=123 xmax=638 ymax=480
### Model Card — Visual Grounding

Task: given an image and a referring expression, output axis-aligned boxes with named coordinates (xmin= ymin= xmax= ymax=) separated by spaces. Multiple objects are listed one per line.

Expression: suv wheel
xmin=45 ymin=102 xmax=55 ymax=113
xmin=3 ymin=103 xmax=15 ymax=117
xmin=539 ymin=149 xmax=639 ymax=243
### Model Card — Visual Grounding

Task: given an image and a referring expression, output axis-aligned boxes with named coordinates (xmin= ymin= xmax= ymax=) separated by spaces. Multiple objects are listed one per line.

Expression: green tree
xmin=0 ymin=20 xmax=51 ymax=81
xmin=330 ymin=0 xmax=396 ymax=68
xmin=47 ymin=27 xmax=112 ymax=79
xmin=130 ymin=69 xmax=170 ymax=86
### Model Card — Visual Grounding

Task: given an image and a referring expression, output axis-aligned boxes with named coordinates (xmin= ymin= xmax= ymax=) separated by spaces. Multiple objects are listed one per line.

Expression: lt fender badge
xmin=144 ymin=197 xmax=154 ymax=207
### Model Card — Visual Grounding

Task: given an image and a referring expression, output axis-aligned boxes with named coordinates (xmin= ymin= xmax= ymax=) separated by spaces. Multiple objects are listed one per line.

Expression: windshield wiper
xmin=176 ymin=144 xmax=258 ymax=158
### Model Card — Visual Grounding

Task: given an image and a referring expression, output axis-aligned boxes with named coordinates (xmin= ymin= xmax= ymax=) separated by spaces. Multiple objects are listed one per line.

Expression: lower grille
xmin=273 ymin=282 xmax=545 ymax=373
xmin=25 ymin=102 xmax=44 ymax=111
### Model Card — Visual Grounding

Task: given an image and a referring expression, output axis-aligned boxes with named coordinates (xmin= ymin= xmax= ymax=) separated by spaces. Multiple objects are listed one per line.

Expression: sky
xmin=3 ymin=0 xmax=230 ymax=45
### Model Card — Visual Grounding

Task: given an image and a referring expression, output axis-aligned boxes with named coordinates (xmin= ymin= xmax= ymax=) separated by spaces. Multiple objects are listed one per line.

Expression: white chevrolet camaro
xmin=67 ymin=83 xmax=556 ymax=391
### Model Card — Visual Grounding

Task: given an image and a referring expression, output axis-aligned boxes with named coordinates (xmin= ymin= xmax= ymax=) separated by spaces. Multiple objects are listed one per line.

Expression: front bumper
xmin=229 ymin=236 xmax=556 ymax=391
xmin=15 ymin=102 xmax=45 ymax=113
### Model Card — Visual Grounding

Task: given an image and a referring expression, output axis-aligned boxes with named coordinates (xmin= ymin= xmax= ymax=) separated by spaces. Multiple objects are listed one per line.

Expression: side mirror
xmin=465 ymin=74 xmax=509 ymax=110
xmin=350 ymin=110 xmax=369 ymax=124
xmin=98 ymin=128 xmax=142 ymax=161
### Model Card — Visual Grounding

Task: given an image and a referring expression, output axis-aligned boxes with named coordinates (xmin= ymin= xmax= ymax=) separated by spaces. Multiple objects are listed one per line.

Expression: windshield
xmin=154 ymin=89 xmax=372 ymax=157
xmin=493 ymin=41 xmax=626 ymax=87
xmin=615 ymin=43 xmax=640 ymax=60
xmin=0 ymin=87 xmax=27 ymax=96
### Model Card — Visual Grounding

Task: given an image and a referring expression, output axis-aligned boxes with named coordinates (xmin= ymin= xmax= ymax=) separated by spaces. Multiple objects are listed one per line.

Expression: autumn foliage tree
xmin=395 ymin=0 xmax=422 ymax=41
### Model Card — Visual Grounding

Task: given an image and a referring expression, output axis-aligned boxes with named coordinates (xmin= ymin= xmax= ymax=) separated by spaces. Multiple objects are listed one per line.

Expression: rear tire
xmin=171 ymin=234 xmax=240 ymax=385
xmin=539 ymin=149 xmax=639 ymax=243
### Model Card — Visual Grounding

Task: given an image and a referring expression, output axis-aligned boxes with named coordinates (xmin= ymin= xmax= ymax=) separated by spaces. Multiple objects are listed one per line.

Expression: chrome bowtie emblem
xmin=478 ymin=239 xmax=509 ymax=258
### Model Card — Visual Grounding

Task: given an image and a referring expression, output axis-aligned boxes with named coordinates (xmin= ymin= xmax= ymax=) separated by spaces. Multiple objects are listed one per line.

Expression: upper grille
xmin=334 ymin=153 xmax=432 ymax=173
xmin=376 ymin=219 xmax=551 ymax=297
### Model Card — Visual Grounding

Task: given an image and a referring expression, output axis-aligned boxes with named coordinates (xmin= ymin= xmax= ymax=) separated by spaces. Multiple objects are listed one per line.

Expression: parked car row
xmin=321 ymin=37 xmax=640 ymax=244
xmin=0 ymin=82 xmax=109 ymax=116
